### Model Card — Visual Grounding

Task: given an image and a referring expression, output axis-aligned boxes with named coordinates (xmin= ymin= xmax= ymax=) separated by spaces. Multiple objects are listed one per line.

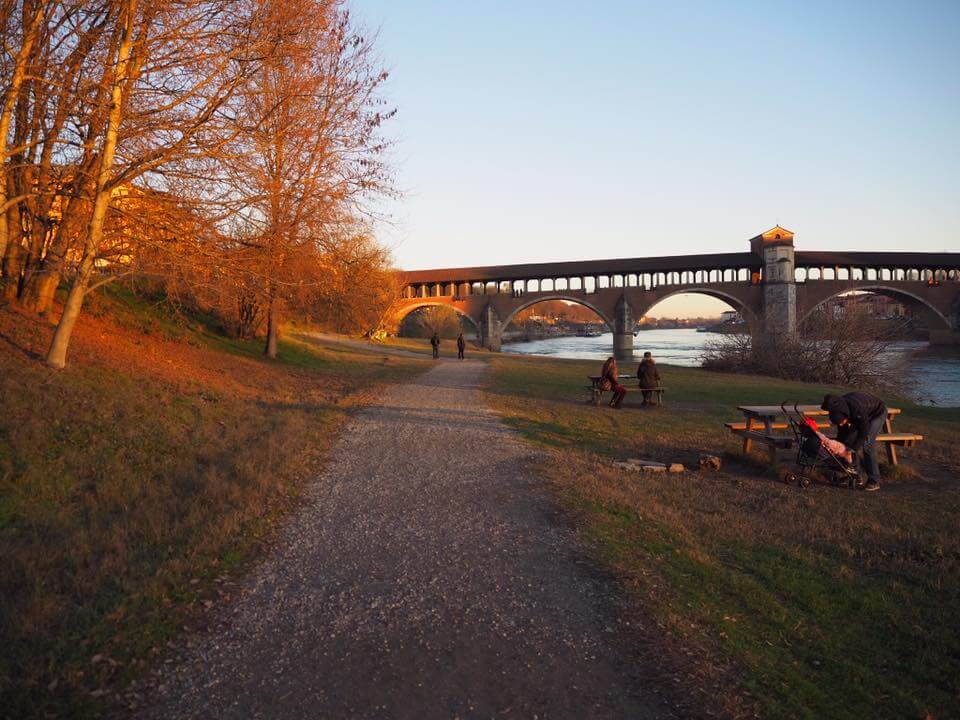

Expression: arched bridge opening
xmin=393 ymin=302 xmax=481 ymax=343
xmin=633 ymin=287 xmax=759 ymax=337
xmin=501 ymin=296 xmax=614 ymax=333
xmin=797 ymin=286 xmax=954 ymax=338
xmin=499 ymin=297 xmax=614 ymax=350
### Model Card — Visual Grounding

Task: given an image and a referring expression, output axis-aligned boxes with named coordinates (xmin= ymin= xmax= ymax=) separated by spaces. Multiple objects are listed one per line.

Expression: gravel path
xmin=131 ymin=361 xmax=672 ymax=719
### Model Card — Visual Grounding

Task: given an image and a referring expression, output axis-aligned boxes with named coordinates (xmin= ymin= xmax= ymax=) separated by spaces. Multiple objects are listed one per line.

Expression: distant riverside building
xmin=826 ymin=293 xmax=908 ymax=320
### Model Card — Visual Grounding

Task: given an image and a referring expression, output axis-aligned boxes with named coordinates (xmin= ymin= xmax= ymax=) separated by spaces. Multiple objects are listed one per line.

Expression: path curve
xmin=131 ymin=361 xmax=670 ymax=719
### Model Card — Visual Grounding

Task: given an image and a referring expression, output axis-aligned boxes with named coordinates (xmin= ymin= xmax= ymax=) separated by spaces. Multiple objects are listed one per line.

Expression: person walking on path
xmin=430 ymin=331 xmax=440 ymax=359
xmin=637 ymin=352 xmax=661 ymax=407
xmin=456 ymin=333 xmax=466 ymax=360
xmin=821 ymin=391 xmax=887 ymax=491
xmin=600 ymin=356 xmax=627 ymax=409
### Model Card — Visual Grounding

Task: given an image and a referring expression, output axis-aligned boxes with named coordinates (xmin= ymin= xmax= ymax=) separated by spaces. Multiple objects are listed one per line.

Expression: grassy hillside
xmin=484 ymin=354 xmax=960 ymax=720
xmin=0 ymin=289 xmax=428 ymax=719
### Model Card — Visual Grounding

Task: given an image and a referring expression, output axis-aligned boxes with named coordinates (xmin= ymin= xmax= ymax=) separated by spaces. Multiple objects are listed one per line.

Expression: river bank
xmin=501 ymin=328 xmax=960 ymax=406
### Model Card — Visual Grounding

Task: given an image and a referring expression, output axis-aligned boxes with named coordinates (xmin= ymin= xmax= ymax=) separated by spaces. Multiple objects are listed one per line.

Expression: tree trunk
xmin=0 ymin=1 xmax=46 ymax=293
xmin=46 ymin=0 xmax=137 ymax=369
xmin=24 ymin=179 xmax=93 ymax=314
xmin=45 ymin=255 xmax=90 ymax=368
xmin=2 ymin=238 xmax=22 ymax=301
xmin=264 ymin=300 xmax=278 ymax=358
xmin=27 ymin=268 xmax=59 ymax=318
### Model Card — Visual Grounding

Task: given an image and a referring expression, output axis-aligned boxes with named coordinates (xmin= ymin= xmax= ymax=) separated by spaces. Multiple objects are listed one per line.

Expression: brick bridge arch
xmin=389 ymin=300 xmax=483 ymax=337
xmin=499 ymin=295 xmax=615 ymax=331
xmin=629 ymin=285 xmax=762 ymax=334
xmin=796 ymin=282 xmax=955 ymax=331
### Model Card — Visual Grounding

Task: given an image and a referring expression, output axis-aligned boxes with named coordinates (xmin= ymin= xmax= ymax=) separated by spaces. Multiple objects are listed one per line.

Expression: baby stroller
xmin=780 ymin=402 xmax=860 ymax=489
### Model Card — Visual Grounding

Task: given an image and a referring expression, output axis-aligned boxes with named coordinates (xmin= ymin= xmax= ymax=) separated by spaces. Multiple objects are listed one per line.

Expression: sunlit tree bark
xmin=46 ymin=0 xmax=136 ymax=368
xmin=43 ymin=0 xmax=259 ymax=367
xmin=0 ymin=0 xmax=47 ymax=297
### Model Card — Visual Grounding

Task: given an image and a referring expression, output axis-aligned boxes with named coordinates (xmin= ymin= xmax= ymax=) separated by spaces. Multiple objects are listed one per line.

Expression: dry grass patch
xmin=485 ymin=353 xmax=960 ymax=719
xmin=0 ymin=299 xmax=427 ymax=718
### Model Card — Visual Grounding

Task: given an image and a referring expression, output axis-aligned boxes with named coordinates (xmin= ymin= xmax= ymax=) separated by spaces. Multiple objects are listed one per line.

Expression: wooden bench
xmin=724 ymin=421 xmax=830 ymax=432
xmin=726 ymin=404 xmax=921 ymax=466
xmin=586 ymin=375 xmax=665 ymax=406
xmin=876 ymin=432 xmax=924 ymax=447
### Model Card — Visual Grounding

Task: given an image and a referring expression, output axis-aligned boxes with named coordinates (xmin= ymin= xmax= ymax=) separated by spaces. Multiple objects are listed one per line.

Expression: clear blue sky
xmin=353 ymin=0 xmax=959 ymax=316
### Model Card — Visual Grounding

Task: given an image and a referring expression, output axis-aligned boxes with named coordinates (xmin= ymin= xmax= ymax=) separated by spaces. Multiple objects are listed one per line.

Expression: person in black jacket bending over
xmin=821 ymin=392 xmax=887 ymax=492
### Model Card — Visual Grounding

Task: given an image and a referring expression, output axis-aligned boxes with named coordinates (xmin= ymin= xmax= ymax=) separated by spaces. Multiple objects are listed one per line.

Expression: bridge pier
xmin=613 ymin=295 xmax=634 ymax=360
xmin=480 ymin=303 xmax=502 ymax=352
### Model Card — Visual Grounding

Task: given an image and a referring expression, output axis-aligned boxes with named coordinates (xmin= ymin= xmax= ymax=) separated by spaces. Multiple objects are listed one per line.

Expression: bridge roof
xmin=400 ymin=251 xmax=759 ymax=284
xmin=795 ymin=250 xmax=960 ymax=268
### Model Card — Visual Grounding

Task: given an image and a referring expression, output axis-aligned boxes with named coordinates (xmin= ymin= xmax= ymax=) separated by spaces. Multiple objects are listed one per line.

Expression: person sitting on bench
xmin=821 ymin=392 xmax=887 ymax=492
xmin=637 ymin=351 xmax=661 ymax=407
xmin=600 ymin=356 xmax=627 ymax=409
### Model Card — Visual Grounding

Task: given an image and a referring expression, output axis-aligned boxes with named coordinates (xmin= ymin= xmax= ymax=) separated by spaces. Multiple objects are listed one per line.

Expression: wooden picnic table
xmin=586 ymin=374 xmax=665 ymax=406
xmin=730 ymin=404 xmax=919 ymax=465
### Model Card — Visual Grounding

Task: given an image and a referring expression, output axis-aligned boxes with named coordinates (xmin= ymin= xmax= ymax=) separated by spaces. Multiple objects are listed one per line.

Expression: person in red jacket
xmin=600 ymin=356 xmax=627 ymax=409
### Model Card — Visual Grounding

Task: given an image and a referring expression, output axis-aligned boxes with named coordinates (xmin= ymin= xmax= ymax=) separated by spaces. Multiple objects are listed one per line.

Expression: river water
xmin=501 ymin=328 xmax=960 ymax=407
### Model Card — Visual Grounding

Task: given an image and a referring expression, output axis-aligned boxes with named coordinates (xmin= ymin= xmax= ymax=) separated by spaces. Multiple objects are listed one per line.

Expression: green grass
xmin=485 ymin=354 xmax=960 ymax=719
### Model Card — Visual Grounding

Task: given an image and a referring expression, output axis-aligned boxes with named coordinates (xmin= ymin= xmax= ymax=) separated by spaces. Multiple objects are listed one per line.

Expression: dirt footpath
xmin=131 ymin=361 xmax=673 ymax=719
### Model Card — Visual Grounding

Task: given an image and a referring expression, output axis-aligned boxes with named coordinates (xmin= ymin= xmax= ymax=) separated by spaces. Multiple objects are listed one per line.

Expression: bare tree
xmin=214 ymin=0 xmax=393 ymax=357
xmin=701 ymin=305 xmax=911 ymax=394
xmin=43 ymin=0 xmax=260 ymax=367
xmin=0 ymin=0 xmax=49 ymax=290
xmin=0 ymin=0 xmax=397 ymax=366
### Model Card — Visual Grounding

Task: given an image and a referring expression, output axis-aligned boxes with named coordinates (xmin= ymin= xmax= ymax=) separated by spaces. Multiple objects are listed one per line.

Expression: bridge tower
xmin=752 ymin=226 xmax=797 ymax=338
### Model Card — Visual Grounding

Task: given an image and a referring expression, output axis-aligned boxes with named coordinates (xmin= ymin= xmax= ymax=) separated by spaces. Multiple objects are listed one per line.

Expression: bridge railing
xmin=401 ymin=266 xmax=760 ymax=300
xmin=794 ymin=266 xmax=960 ymax=284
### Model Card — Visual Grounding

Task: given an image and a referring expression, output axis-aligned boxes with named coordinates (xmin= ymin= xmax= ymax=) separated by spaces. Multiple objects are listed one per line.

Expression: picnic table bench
xmin=727 ymin=404 xmax=922 ymax=465
xmin=586 ymin=374 xmax=665 ymax=406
